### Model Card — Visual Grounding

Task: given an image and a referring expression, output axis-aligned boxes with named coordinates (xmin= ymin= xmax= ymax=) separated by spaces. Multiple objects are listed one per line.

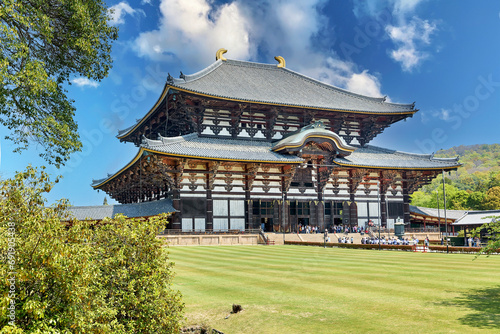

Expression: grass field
xmin=168 ymin=245 xmax=500 ymax=333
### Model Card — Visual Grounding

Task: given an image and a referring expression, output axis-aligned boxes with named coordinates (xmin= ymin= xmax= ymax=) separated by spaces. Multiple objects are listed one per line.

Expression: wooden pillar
xmin=206 ymin=189 xmax=213 ymax=230
xmin=273 ymin=200 xmax=280 ymax=232
xmin=402 ymin=173 xmax=411 ymax=225
xmin=245 ymin=192 xmax=251 ymax=230
xmin=349 ymin=192 xmax=357 ymax=227
xmin=284 ymin=193 xmax=288 ymax=232
xmin=172 ymin=188 xmax=181 ymax=229
xmin=317 ymin=201 xmax=325 ymax=230
xmin=380 ymin=193 xmax=387 ymax=228
xmin=246 ymin=164 xmax=254 ymax=230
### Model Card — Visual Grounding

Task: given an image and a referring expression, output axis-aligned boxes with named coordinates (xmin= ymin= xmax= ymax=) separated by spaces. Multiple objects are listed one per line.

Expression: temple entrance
xmin=262 ymin=218 xmax=274 ymax=232
xmin=298 ymin=218 xmax=310 ymax=227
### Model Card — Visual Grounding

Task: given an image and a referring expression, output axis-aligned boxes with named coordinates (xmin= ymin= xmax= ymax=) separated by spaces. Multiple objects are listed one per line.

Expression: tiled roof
xmin=93 ymin=135 xmax=460 ymax=189
xmin=170 ymin=59 xmax=415 ymax=113
xmin=141 ymin=133 xmax=304 ymax=163
xmin=68 ymin=199 xmax=176 ymax=220
xmin=334 ymin=145 xmax=461 ymax=169
xmin=453 ymin=210 xmax=500 ymax=226
xmin=410 ymin=205 xmax=466 ymax=220
xmin=117 ymin=58 xmax=416 ymax=139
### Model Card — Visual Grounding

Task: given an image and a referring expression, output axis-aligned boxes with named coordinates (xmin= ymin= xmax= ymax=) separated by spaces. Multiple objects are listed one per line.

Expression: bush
xmin=0 ymin=166 xmax=183 ymax=333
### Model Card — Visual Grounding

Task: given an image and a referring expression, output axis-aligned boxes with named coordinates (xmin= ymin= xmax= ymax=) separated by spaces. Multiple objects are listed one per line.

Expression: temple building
xmin=91 ymin=49 xmax=461 ymax=232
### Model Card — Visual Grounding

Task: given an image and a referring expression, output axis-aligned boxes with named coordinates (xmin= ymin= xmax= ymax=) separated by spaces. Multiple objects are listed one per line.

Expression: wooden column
xmin=273 ymin=200 xmax=280 ymax=232
xmin=206 ymin=161 xmax=219 ymax=230
xmin=317 ymin=201 xmax=325 ymax=230
xmin=283 ymin=193 xmax=289 ymax=232
xmin=172 ymin=188 xmax=181 ymax=229
xmin=402 ymin=172 xmax=411 ymax=225
xmin=380 ymin=193 xmax=387 ymax=228
xmin=206 ymin=188 xmax=213 ymax=230
xmin=349 ymin=192 xmax=357 ymax=228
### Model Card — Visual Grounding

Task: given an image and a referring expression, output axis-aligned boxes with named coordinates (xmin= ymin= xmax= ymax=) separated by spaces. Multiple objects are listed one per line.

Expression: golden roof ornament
xmin=274 ymin=56 xmax=286 ymax=68
xmin=216 ymin=48 xmax=227 ymax=61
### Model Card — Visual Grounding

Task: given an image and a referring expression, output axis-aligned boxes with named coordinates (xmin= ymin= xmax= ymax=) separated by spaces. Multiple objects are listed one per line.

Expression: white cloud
xmin=347 ymin=70 xmax=384 ymax=97
xmin=352 ymin=0 xmax=437 ymax=72
xmin=433 ymin=108 xmax=451 ymax=121
xmin=108 ymin=1 xmax=136 ymax=26
xmin=134 ymin=0 xmax=251 ymax=67
xmin=133 ymin=0 xmax=386 ymax=98
xmin=386 ymin=18 xmax=436 ymax=72
xmin=72 ymin=77 xmax=99 ymax=88
xmin=299 ymin=58 xmax=384 ymax=97
xmin=353 ymin=0 xmax=427 ymax=20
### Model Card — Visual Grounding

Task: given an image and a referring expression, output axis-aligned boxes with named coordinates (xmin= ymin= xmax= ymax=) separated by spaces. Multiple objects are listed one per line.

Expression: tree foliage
xmin=483 ymin=186 xmax=500 ymax=210
xmin=0 ymin=0 xmax=118 ymax=167
xmin=472 ymin=216 xmax=500 ymax=257
xmin=0 ymin=166 xmax=183 ymax=333
xmin=410 ymin=144 xmax=500 ymax=210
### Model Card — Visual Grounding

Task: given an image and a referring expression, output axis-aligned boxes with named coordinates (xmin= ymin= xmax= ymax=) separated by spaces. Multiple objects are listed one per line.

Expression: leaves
xmin=0 ymin=166 xmax=184 ymax=333
xmin=472 ymin=216 xmax=500 ymax=257
xmin=0 ymin=0 xmax=118 ymax=167
xmin=410 ymin=144 xmax=500 ymax=210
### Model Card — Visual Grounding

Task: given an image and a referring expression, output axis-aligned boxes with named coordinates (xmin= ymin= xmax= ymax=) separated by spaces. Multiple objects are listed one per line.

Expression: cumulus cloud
xmin=386 ymin=17 xmax=436 ymax=72
xmin=133 ymin=0 xmax=386 ymax=98
xmin=72 ymin=77 xmax=99 ymax=88
xmin=353 ymin=0 xmax=437 ymax=72
xmin=108 ymin=1 xmax=137 ymax=26
xmin=134 ymin=0 xmax=251 ymax=67
xmin=299 ymin=57 xmax=384 ymax=97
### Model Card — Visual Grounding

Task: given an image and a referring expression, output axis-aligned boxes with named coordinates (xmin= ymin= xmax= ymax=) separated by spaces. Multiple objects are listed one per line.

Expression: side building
xmin=92 ymin=50 xmax=460 ymax=232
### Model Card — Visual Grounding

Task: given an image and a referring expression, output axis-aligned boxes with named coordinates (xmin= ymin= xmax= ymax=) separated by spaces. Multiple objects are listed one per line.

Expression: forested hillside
xmin=410 ymin=144 xmax=500 ymax=210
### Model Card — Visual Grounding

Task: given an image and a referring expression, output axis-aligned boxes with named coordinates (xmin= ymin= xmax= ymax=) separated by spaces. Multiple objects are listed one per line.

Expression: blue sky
xmin=1 ymin=0 xmax=500 ymax=206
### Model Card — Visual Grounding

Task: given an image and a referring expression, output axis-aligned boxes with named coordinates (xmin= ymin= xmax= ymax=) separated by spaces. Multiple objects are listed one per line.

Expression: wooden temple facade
xmin=92 ymin=50 xmax=461 ymax=232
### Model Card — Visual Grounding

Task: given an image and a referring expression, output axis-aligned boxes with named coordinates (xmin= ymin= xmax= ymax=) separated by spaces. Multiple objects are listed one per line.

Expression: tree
xmin=473 ymin=216 xmax=500 ymax=257
xmin=466 ymin=191 xmax=486 ymax=210
xmin=409 ymin=190 xmax=433 ymax=208
xmin=483 ymin=186 xmax=500 ymax=210
xmin=0 ymin=0 xmax=118 ymax=167
xmin=488 ymin=171 xmax=500 ymax=189
xmin=411 ymin=184 xmax=470 ymax=210
xmin=0 ymin=166 xmax=183 ymax=333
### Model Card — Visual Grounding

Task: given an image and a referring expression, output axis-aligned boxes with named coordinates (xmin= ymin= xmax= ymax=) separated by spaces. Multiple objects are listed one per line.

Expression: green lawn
xmin=168 ymin=245 xmax=500 ymax=333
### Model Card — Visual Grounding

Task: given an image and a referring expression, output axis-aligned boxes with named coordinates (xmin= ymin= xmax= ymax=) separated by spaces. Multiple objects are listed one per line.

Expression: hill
xmin=436 ymin=144 xmax=500 ymax=176
xmin=410 ymin=144 xmax=500 ymax=210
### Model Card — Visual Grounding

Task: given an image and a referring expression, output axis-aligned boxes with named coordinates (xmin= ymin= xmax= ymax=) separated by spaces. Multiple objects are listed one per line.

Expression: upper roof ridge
xmin=172 ymin=58 xmax=415 ymax=108
xmin=172 ymin=59 xmax=224 ymax=84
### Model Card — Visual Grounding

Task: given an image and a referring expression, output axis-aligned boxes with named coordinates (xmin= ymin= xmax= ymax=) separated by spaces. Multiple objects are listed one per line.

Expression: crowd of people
xmin=297 ymin=224 xmax=322 ymax=234
xmin=296 ymin=223 xmax=436 ymax=246
xmin=337 ymin=236 xmax=354 ymax=243
xmin=361 ymin=236 xmax=426 ymax=245
xmin=467 ymin=237 xmax=481 ymax=247
xmin=298 ymin=224 xmax=370 ymax=235
xmin=331 ymin=225 xmax=366 ymax=234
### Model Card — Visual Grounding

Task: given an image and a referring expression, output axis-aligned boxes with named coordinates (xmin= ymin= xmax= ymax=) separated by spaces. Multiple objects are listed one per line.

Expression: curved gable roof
xmin=117 ymin=58 xmax=416 ymax=140
xmin=272 ymin=121 xmax=355 ymax=156
xmin=170 ymin=59 xmax=415 ymax=113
